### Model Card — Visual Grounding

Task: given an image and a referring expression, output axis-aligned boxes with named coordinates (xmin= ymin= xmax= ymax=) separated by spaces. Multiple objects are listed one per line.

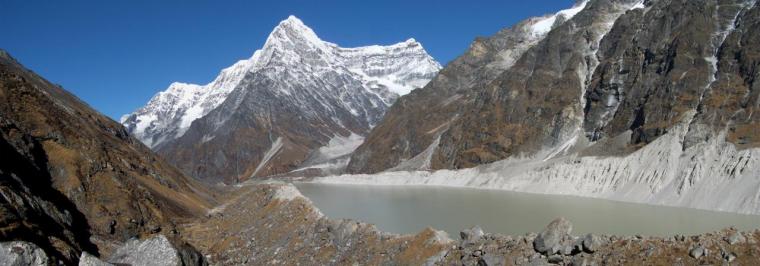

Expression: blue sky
xmin=2 ymin=0 xmax=575 ymax=120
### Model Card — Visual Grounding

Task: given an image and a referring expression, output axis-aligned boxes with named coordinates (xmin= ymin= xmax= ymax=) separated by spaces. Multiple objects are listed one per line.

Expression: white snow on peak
xmin=630 ymin=0 xmax=647 ymax=10
xmin=340 ymin=39 xmax=441 ymax=96
xmin=259 ymin=16 xmax=441 ymax=96
xmin=530 ymin=0 xmax=589 ymax=37
xmin=120 ymin=51 xmax=258 ymax=148
xmin=251 ymin=137 xmax=284 ymax=178
xmin=264 ymin=15 xmax=329 ymax=51
xmin=123 ymin=15 xmax=441 ymax=148
xmin=317 ymin=133 xmax=365 ymax=159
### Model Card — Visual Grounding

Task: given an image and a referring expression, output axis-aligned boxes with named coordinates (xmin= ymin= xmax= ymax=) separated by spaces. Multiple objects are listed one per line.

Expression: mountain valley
xmin=4 ymin=0 xmax=760 ymax=265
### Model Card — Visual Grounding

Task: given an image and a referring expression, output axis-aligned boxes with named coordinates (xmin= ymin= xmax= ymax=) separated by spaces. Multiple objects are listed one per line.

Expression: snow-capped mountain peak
xmin=266 ymin=15 xmax=325 ymax=48
xmin=529 ymin=0 xmax=588 ymax=37
xmin=123 ymin=15 xmax=441 ymax=150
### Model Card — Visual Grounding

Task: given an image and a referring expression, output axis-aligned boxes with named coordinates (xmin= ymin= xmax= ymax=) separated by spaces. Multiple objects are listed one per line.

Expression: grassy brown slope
xmin=0 ymin=50 xmax=218 ymax=261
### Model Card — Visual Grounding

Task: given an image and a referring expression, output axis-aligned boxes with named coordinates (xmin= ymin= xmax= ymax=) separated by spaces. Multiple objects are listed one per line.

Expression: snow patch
xmin=201 ymin=134 xmax=215 ymax=143
xmin=291 ymin=158 xmax=352 ymax=172
xmin=543 ymin=135 xmax=579 ymax=161
xmin=290 ymin=133 xmax=365 ymax=174
xmin=530 ymin=0 xmax=589 ymax=37
xmin=390 ymin=134 xmax=442 ymax=171
xmin=134 ymin=114 xmax=156 ymax=136
xmin=317 ymin=133 xmax=365 ymax=160
xmin=251 ymin=137 xmax=284 ymax=178
xmin=631 ymin=0 xmax=646 ymax=10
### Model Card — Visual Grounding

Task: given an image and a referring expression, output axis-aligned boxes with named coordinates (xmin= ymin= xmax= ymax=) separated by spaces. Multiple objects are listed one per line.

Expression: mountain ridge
xmin=321 ymin=0 xmax=760 ymax=216
xmin=122 ymin=15 xmax=440 ymax=149
xmin=124 ymin=15 xmax=441 ymax=183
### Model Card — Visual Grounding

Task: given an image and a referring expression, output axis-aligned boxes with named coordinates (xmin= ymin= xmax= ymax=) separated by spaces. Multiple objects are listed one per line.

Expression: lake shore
xmin=181 ymin=183 xmax=760 ymax=265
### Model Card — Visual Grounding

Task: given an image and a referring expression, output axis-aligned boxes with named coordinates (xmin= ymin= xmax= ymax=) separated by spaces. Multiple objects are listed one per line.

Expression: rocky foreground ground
xmin=3 ymin=182 xmax=760 ymax=265
xmin=181 ymin=183 xmax=760 ymax=265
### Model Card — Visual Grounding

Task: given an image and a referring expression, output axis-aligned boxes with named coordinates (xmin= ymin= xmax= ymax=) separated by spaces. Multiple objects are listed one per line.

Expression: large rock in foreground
xmin=78 ymin=252 xmax=112 ymax=266
xmin=108 ymin=235 xmax=207 ymax=266
xmin=533 ymin=217 xmax=573 ymax=255
xmin=0 ymin=241 xmax=49 ymax=266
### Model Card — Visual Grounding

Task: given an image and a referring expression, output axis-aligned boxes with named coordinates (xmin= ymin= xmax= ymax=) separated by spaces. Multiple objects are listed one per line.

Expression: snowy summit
xmin=122 ymin=15 xmax=441 ymax=149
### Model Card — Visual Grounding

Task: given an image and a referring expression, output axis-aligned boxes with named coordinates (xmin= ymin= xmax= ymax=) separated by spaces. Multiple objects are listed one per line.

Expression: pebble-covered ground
xmin=181 ymin=183 xmax=760 ymax=265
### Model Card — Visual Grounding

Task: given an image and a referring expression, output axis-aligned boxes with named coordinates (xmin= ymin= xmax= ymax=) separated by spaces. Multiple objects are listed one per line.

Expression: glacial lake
xmin=295 ymin=183 xmax=760 ymax=237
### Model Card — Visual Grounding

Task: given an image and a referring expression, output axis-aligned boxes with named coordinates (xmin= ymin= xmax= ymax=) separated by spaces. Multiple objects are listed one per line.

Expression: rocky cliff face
xmin=349 ymin=0 xmax=760 ymax=174
xmin=124 ymin=16 xmax=440 ymax=184
xmin=0 ymin=50 xmax=215 ymax=263
xmin=346 ymin=0 xmax=592 ymax=172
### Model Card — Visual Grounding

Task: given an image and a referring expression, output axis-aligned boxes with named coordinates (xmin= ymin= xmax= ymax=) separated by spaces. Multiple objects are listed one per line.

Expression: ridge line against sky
xmin=2 ymin=0 xmax=577 ymax=120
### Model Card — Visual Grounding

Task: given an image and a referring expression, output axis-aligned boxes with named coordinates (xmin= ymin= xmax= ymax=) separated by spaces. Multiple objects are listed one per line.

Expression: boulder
xmin=722 ymin=250 xmax=737 ymax=262
xmin=547 ymin=254 xmax=564 ymax=264
xmin=426 ymin=229 xmax=453 ymax=245
xmin=689 ymin=246 xmax=704 ymax=259
xmin=461 ymin=226 xmax=485 ymax=245
xmin=327 ymin=219 xmax=359 ymax=247
xmin=582 ymin=234 xmax=602 ymax=253
xmin=108 ymin=235 xmax=207 ymax=266
xmin=570 ymin=256 xmax=591 ymax=266
xmin=561 ymin=243 xmax=575 ymax=255
xmin=0 ymin=241 xmax=49 ymax=266
xmin=572 ymin=237 xmax=584 ymax=254
xmin=644 ymin=244 xmax=657 ymax=257
xmin=424 ymin=250 xmax=448 ymax=266
xmin=534 ymin=218 xmax=573 ymax=255
xmin=78 ymin=252 xmax=112 ymax=266
xmin=726 ymin=232 xmax=745 ymax=245
xmin=478 ymin=253 xmax=505 ymax=266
